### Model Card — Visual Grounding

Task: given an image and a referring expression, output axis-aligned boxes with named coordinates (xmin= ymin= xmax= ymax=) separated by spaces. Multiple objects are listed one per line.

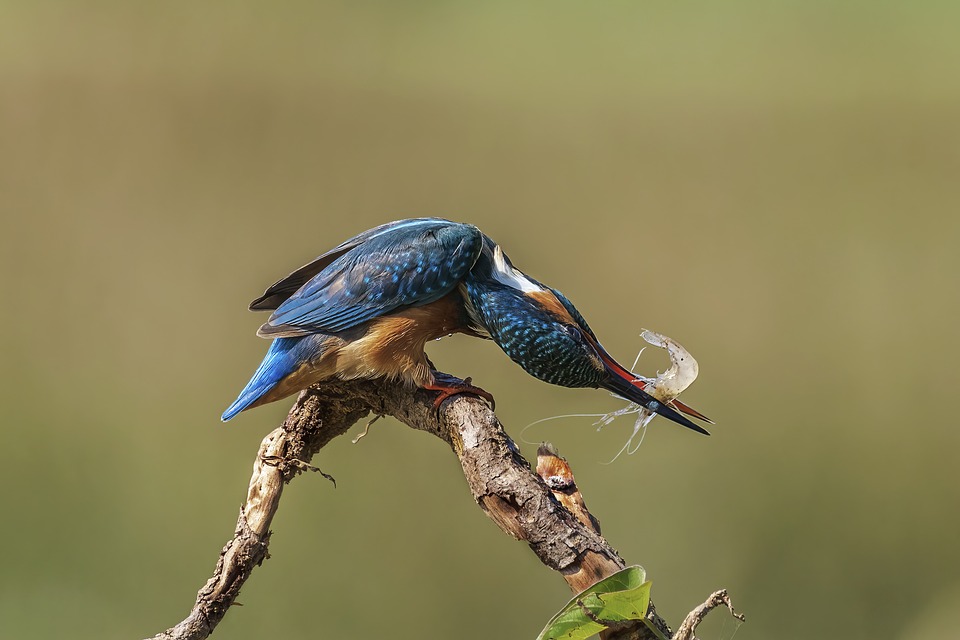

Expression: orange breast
xmin=334 ymin=292 xmax=467 ymax=386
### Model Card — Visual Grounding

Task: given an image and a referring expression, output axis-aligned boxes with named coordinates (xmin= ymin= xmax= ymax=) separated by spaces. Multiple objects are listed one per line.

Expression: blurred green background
xmin=2 ymin=2 xmax=958 ymax=639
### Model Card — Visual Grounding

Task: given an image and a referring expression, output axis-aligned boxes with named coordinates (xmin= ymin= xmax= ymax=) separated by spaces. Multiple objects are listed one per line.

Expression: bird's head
xmin=466 ymin=241 xmax=709 ymax=434
xmin=534 ymin=316 xmax=711 ymax=435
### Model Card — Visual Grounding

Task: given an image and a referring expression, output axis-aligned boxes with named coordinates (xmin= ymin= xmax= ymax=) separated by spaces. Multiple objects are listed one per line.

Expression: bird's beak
xmin=590 ymin=341 xmax=711 ymax=436
xmin=599 ymin=370 xmax=710 ymax=435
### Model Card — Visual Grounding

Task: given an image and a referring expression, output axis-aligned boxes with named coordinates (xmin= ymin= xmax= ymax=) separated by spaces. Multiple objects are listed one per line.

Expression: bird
xmin=222 ymin=218 xmax=711 ymax=434
xmin=221 ymin=218 xmax=490 ymax=421
xmin=460 ymin=236 xmax=712 ymax=434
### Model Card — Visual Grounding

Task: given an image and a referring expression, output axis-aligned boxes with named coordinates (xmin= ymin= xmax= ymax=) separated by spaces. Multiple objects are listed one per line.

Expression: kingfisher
xmin=222 ymin=218 xmax=711 ymax=434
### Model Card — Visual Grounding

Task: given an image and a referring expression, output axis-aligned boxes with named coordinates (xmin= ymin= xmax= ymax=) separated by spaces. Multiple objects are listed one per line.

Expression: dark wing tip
xmin=255 ymin=322 xmax=312 ymax=339
xmin=250 ymin=293 xmax=285 ymax=311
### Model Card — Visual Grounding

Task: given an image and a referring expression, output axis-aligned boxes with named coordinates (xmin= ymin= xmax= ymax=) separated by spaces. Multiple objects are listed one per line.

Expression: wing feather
xmin=256 ymin=219 xmax=483 ymax=337
xmin=249 ymin=218 xmax=448 ymax=311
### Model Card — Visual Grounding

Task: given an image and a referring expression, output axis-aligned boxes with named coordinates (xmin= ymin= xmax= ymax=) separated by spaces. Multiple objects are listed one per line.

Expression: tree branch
xmin=147 ymin=374 xmax=734 ymax=640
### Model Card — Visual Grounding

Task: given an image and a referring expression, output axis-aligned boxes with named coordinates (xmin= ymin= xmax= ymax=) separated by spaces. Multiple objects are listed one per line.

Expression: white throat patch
xmin=491 ymin=244 xmax=541 ymax=293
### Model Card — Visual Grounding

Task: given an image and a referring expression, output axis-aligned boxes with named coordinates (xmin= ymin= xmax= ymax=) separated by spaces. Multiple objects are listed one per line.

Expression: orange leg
xmin=422 ymin=375 xmax=495 ymax=413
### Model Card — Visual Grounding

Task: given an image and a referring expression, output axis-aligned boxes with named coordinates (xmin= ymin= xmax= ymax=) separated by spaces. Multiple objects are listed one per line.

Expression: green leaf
xmin=536 ymin=566 xmax=653 ymax=640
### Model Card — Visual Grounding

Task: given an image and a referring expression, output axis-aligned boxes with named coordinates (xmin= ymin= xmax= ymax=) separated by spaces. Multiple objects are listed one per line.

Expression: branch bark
xmin=147 ymin=374 xmax=734 ymax=640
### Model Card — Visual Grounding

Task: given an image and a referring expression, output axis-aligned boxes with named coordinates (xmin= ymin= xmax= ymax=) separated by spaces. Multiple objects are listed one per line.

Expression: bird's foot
xmin=423 ymin=375 xmax=496 ymax=415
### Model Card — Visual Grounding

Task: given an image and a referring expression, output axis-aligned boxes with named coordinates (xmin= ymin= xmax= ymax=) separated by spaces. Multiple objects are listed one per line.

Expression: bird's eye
xmin=560 ymin=325 xmax=582 ymax=340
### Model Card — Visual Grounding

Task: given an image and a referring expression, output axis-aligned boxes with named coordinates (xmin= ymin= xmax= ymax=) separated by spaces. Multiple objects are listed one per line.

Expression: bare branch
xmin=147 ymin=385 xmax=370 ymax=640
xmin=147 ymin=375 xmax=731 ymax=640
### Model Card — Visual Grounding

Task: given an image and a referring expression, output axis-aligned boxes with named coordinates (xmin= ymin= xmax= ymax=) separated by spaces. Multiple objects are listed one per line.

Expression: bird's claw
xmin=423 ymin=378 xmax=496 ymax=417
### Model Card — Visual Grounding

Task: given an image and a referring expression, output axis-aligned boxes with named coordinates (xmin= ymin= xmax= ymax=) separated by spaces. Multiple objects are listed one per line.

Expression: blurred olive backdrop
xmin=2 ymin=2 xmax=958 ymax=639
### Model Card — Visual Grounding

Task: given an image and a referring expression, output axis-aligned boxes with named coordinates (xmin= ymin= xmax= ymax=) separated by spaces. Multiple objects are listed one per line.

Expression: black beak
xmin=600 ymin=370 xmax=711 ymax=436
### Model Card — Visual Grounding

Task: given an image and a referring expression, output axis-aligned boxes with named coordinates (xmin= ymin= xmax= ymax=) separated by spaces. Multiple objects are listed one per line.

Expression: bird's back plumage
xmin=257 ymin=218 xmax=483 ymax=337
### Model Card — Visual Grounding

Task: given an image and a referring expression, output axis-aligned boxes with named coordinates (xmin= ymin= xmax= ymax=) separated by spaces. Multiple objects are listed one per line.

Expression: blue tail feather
xmin=222 ymin=337 xmax=311 ymax=421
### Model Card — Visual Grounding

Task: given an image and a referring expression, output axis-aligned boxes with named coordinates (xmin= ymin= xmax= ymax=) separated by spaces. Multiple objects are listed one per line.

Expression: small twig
xmin=261 ymin=454 xmax=337 ymax=486
xmin=352 ymin=414 xmax=383 ymax=444
xmin=672 ymin=589 xmax=745 ymax=640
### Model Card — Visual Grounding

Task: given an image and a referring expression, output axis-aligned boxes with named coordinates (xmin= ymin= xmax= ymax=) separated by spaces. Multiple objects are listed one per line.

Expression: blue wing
xmin=256 ymin=218 xmax=483 ymax=337
xmin=250 ymin=218 xmax=450 ymax=311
